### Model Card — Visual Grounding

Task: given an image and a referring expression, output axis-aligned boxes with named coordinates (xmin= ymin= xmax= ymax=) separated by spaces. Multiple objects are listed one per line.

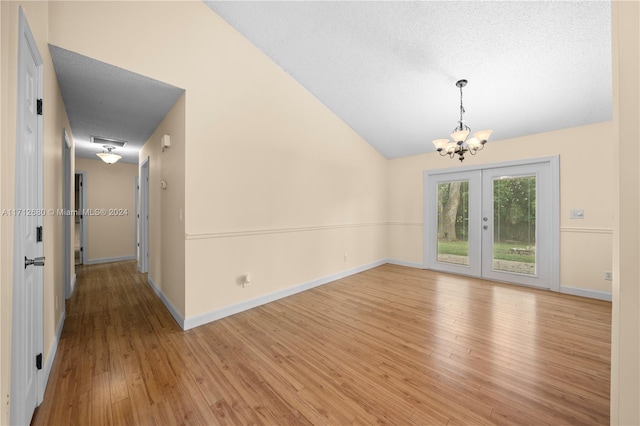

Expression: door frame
xmin=62 ymin=129 xmax=73 ymax=298
xmin=139 ymin=157 xmax=150 ymax=273
xmin=75 ymin=172 xmax=87 ymax=265
xmin=135 ymin=175 xmax=139 ymax=264
xmin=10 ymin=7 xmax=44 ymax=424
xmin=423 ymin=156 xmax=560 ymax=291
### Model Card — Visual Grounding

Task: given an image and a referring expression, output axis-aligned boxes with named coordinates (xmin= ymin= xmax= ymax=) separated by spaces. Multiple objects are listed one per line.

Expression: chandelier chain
xmin=458 ymin=84 xmax=467 ymax=131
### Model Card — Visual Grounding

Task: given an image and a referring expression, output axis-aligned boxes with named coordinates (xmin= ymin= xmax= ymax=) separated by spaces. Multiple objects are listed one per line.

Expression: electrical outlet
xmin=604 ymin=271 xmax=612 ymax=281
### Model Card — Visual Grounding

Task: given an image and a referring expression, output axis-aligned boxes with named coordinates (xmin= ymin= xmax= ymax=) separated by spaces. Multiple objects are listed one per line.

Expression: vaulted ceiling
xmin=51 ymin=1 xmax=612 ymax=162
xmin=205 ymin=1 xmax=612 ymax=158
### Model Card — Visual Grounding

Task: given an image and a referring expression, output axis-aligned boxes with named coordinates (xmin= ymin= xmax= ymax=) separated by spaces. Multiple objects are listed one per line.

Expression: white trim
xmin=84 ymin=255 xmax=136 ymax=265
xmin=387 ymin=221 xmax=423 ymax=227
xmin=560 ymin=227 xmax=613 ymax=234
xmin=75 ymin=171 xmax=87 ymax=265
xmin=186 ymin=222 xmax=388 ymax=240
xmin=386 ymin=259 xmax=424 ymax=269
xmin=70 ymin=273 xmax=77 ymax=296
xmin=147 ymin=276 xmax=185 ymax=329
xmin=183 ymin=259 xmax=387 ymax=330
xmin=423 ymin=155 xmax=560 ymax=291
xmin=63 ymin=129 xmax=72 ymax=300
xmin=549 ymin=156 xmax=561 ymax=292
xmin=423 ymin=155 xmax=560 ymax=176
xmin=560 ymin=286 xmax=612 ymax=302
xmin=40 ymin=311 xmax=65 ymax=401
xmin=138 ymin=157 xmax=150 ymax=273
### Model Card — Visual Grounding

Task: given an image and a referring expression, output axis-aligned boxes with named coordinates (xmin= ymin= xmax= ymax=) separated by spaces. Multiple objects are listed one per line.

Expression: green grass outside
xmin=438 ymin=240 xmax=535 ymax=263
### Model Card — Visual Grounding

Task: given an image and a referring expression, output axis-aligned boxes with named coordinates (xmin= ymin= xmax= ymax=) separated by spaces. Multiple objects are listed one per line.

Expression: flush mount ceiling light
xmin=432 ymin=79 xmax=493 ymax=162
xmin=96 ymin=145 xmax=121 ymax=164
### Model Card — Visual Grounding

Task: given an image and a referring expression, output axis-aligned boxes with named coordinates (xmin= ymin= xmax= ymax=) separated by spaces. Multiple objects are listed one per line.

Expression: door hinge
xmin=36 ymin=226 xmax=43 ymax=243
xmin=36 ymin=353 xmax=42 ymax=370
xmin=80 ymin=247 xmax=83 ymax=252
xmin=37 ymin=99 xmax=43 ymax=116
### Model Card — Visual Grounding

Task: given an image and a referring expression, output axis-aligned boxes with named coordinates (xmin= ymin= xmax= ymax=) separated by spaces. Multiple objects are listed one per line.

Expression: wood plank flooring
xmin=32 ymin=261 xmax=611 ymax=425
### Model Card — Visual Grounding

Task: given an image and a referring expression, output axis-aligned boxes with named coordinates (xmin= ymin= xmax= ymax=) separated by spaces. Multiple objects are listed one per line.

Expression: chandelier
xmin=432 ymin=79 xmax=492 ymax=162
xmin=96 ymin=145 xmax=121 ymax=164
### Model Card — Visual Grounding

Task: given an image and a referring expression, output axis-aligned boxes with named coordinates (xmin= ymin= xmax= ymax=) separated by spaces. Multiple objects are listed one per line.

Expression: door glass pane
xmin=493 ymin=175 xmax=536 ymax=275
xmin=437 ymin=180 xmax=469 ymax=265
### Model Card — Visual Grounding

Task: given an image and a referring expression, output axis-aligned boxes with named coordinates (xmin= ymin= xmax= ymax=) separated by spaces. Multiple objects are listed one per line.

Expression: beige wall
xmin=388 ymin=122 xmax=614 ymax=294
xmin=48 ymin=1 xmax=388 ymax=322
xmin=1 ymin=1 xmax=638 ymax=424
xmin=1 ymin=1 xmax=71 ymax=423
xmin=139 ymin=93 xmax=186 ymax=317
xmin=611 ymin=2 xmax=640 ymax=424
xmin=75 ymin=157 xmax=137 ymax=263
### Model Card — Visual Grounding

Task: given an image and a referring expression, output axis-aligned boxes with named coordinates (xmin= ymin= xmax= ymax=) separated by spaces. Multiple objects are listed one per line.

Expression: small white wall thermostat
xmin=161 ymin=134 xmax=171 ymax=152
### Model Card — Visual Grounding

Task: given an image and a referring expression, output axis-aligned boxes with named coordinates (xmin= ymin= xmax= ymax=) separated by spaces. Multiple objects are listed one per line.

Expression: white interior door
xmin=425 ymin=158 xmax=559 ymax=290
xmin=11 ymin=8 xmax=44 ymax=425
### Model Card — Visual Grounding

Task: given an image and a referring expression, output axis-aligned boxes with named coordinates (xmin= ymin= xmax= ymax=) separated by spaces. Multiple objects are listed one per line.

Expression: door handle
xmin=483 ymin=225 xmax=489 ymax=230
xmin=25 ymin=256 xmax=45 ymax=269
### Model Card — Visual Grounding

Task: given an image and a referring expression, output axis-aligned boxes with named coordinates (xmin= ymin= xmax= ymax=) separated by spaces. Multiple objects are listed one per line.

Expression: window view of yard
xmin=437 ymin=176 xmax=536 ymax=274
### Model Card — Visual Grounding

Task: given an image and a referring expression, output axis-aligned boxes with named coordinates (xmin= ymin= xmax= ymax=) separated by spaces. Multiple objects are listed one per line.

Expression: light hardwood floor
xmin=32 ymin=261 xmax=611 ymax=425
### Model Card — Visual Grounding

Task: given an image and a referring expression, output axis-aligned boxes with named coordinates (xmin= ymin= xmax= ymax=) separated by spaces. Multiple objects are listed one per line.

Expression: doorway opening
xmin=74 ymin=172 xmax=86 ymax=267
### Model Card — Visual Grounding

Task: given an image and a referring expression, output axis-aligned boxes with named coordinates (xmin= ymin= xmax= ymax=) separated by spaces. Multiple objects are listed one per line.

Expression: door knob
xmin=483 ymin=217 xmax=489 ymax=222
xmin=24 ymin=256 xmax=45 ymax=269
xmin=483 ymin=225 xmax=489 ymax=230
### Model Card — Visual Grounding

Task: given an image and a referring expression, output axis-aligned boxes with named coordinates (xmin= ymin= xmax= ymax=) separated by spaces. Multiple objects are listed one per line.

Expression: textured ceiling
xmin=49 ymin=45 xmax=184 ymax=164
xmin=205 ymin=1 xmax=612 ymax=159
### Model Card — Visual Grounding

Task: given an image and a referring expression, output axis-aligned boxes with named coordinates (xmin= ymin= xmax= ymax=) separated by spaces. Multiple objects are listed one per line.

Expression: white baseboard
xmin=560 ymin=286 xmax=612 ymax=302
xmin=147 ymin=276 xmax=185 ymax=329
xmin=183 ymin=259 xmax=387 ymax=330
xmin=40 ymin=310 xmax=65 ymax=401
xmin=84 ymin=255 xmax=136 ymax=265
xmin=386 ymin=259 xmax=424 ymax=269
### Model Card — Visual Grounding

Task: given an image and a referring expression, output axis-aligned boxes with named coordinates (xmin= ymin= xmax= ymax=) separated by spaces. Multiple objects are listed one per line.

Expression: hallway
xmin=32 ymin=261 xmax=611 ymax=425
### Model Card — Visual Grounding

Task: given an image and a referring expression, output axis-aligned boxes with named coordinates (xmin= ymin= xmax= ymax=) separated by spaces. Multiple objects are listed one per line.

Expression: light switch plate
xmin=570 ymin=209 xmax=584 ymax=219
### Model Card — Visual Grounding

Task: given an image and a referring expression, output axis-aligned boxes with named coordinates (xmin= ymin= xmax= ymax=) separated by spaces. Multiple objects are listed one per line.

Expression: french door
xmin=425 ymin=158 xmax=559 ymax=290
